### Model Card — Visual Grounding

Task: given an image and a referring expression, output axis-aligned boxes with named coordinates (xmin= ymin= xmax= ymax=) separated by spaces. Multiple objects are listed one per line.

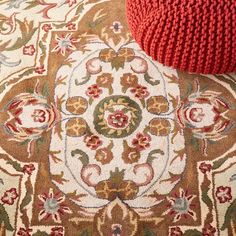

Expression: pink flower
xmin=110 ymin=21 xmax=123 ymax=34
xmin=23 ymin=164 xmax=35 ymax=175
xmin=50 ymin=227 xmax=64 ymax=236
xmin=216 ymin=186 xmax=232 ymax=203
xmin=199 ymin=162 xmax=212 ymax=174
xmin=32 ymin=109 xmax=46 ymax=123
xmin=17 ymin=228 xmax=32 ymax=236
xmin=132 ymin=133 xmax=151 ymax=151
xmin=1 ymin=188 xmax=18 ymax=205
xmin=35 ymin=65 xmax=46 ymax=74
xmin=169 ymin=227 xmax=183 ymax=236
xmin=42 ymin=24 xmax=52 ymax=32
xmin=23 ymin=45 xmax=35 ymax=56
xmin=107 ymin=110 xmax=129 ymax=128
xmin=38 ymin=188 xmax=72 ymax=223
xmin=86 ymin=84 xmax=102 ymax=99
xmin=130 ymin=85 xmax=149 ymax=99
xmin=84 ymin=135 xmax=102 ymax=150
xmin=65 ymin=0 xmax=77 ymax=7
xmin=202 ymin=224 xmax=216 ymax=236
xmin=66 ymin=22 xmax=76 ymax=30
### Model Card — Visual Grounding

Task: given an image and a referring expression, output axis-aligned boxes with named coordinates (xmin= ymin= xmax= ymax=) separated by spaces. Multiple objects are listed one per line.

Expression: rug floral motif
xmin=0 ymin=0 xmax=235 ymax=235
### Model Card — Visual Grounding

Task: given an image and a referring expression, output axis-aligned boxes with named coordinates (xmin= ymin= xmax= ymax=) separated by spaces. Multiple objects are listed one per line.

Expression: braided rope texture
xmin=126 ymin=0 xmax=236 ymax=74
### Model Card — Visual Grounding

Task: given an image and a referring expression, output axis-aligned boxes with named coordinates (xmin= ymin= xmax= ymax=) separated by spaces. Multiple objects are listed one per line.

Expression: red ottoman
xmin=126 ymin=0 xmax=236 ymax=74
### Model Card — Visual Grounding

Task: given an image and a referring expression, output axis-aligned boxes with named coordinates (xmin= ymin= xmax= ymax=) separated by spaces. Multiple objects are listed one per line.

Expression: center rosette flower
xmin=107 ymin=110 xmax=129 ymax=128
xmin=93 ymin=96 xmax=142 ymax=138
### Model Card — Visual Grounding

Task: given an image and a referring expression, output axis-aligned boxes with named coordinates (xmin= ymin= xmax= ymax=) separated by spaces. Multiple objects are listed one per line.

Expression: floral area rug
xmin=0 ymin=0 xmax=235 ymax=235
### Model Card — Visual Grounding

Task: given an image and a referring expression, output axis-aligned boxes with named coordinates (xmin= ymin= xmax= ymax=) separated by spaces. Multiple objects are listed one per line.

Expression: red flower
xmin=202 ymin=224 xmax=216 ymax=236
xmin=132 ymin=133 xmax=151 ymax=151
xmin=50 ymin=227 xmax=64 ymax=236
xmin=42 ymin=24 xmax=52 ymax=32
xmin=84 ymin=135 xmax=102 ymax=150
xmin=23 ymin=164 xmax=35 ymax=175
xmin=199 ymin=162 xmax=212 ymax=174
xmin=1 ymin=188 xmax=18 ymax=205
xmin=86 ymin=84 xmax=102 ymax=99
xmin=130 ymin=85 xmax=149 ymax=99
xmin=216 ymin=186 xmax=232 ymax=203
xmin=65 ymin=0 xmax=77 ymax=7
xmin=66 ymin=22 xmax=76 ymax=30
xmin=107 ymin=110 xmax=128 ymax=128
xmin=23 ymin=45 xmax=35 ymax=56
xmin=17 ymin=228 xmax=32 ymax=236
xmin=35 ymin=65 xmax=46 ymax=74
xmin=170 ymin=227 xmax=183 ymax=236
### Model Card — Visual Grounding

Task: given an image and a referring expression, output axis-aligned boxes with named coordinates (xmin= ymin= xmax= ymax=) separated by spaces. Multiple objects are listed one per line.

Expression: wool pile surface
xmin=0 ymin=0 xmax=235 ymax=235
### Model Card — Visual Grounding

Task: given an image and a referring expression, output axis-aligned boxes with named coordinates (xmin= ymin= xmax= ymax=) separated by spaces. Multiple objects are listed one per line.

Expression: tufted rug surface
xmin=0 ymin=0 xmax=235 ymax=235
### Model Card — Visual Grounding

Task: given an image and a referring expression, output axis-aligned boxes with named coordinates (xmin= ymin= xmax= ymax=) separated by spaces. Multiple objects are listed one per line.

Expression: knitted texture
xmin=126 ymin=0 xmax=236 ymax=74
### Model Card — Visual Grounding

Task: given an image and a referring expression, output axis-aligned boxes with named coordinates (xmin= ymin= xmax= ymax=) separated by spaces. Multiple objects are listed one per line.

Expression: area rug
xmin=0 ymin=0 xmax=235 ymax=235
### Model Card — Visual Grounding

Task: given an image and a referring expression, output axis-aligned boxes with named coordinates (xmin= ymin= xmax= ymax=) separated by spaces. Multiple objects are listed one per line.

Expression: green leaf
xmin=221 ymin=199 xmax=236 ymax=230
xmin=18 ymin=68 xmax=35 ymax=79
xmin=88 ymin=20 xmax=102 ymax=28
xmin=32 ymin=230 xmax=49 ymax=236
xmin=20 ymin=186 xmax=32 ymax=210
xmin=201 ymin=176 xmax=213 ymax=209
xmin=144 ymin=72 xmax=160 ymax=86
xmin=20 ymin=139 xmax=30 ymax=146
xmin=202 ymin=188 xmax=213 ymax=209
xmin=215 ymin=75 xmax=236 ymax=92
xmin=24 ymin=1 xmax=39 ymax=10
xmin=109 ymin=167 xmax=125 ymax=183
xmin=143 ymin=227 xmax=156 ymax=236
xmin=121 ymin=86 xmax=127 ymax=93
xmin=111 ymin=57 xmax=125 ymax=71
xmin=79 ymin=230 xmax=90 ymax=236
xmin=25 ymin=88 xmax=34 ymax=94
xmin=0 ymin=204 xmax=14 ymax=231
xmin=107 ymin=107 xmax=115 ymax=113
xmin=6 ymin=160 xmax=23 ymax=172
xmin=88 ymin=97 xmax=93 ymax=105
xmin=41 ymin=82 xmax=50 ymax=97
xmin=36 ymin=137 xmax=45 ymax=153
xmin=185 ymin=83 xmax=193 ymax=97
xmin=183 ymin=229 xmax=202 ymax=236
xmin=53 ymin=22 xmax=67 ymax=29
xmin=75 ymin=4 xmax=84 ymax=15
xmin=71 ymin=149 xmax=89 ymax=165
xmin=39 ymin=41 xmax=46 ymax=55
xmin=190 ymin=137 xmax=200 ymax=151
xmin=6 ymin=25 xmax=37 ymax=51
xmin=75 ymin=74 xmax=91 ymax=86
xmin=20 ymin=177 xmax=33 ymax=209
xmin=212 ymin=157 xmax=227 ymax=170
xmin=0 ymin=83 xmax=6 ymax=94
xmin=39 ymin=137 xmax=44 ymax=143
xmin=230 ymin=174 xmax=236 ymax=182
xmin=140 ymin=98 xmax=146 ymax=108
xmin=147 ymin=149 xmax=164 ymax=163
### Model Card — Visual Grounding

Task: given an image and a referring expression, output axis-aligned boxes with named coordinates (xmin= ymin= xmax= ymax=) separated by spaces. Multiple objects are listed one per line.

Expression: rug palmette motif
xmin=0 ymin=0 xmax=235 ymax=235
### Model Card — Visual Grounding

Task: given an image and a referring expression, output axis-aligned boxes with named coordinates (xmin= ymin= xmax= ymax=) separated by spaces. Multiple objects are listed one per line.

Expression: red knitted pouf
xmin=126 ymin=0 xmax=236 ymax=74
